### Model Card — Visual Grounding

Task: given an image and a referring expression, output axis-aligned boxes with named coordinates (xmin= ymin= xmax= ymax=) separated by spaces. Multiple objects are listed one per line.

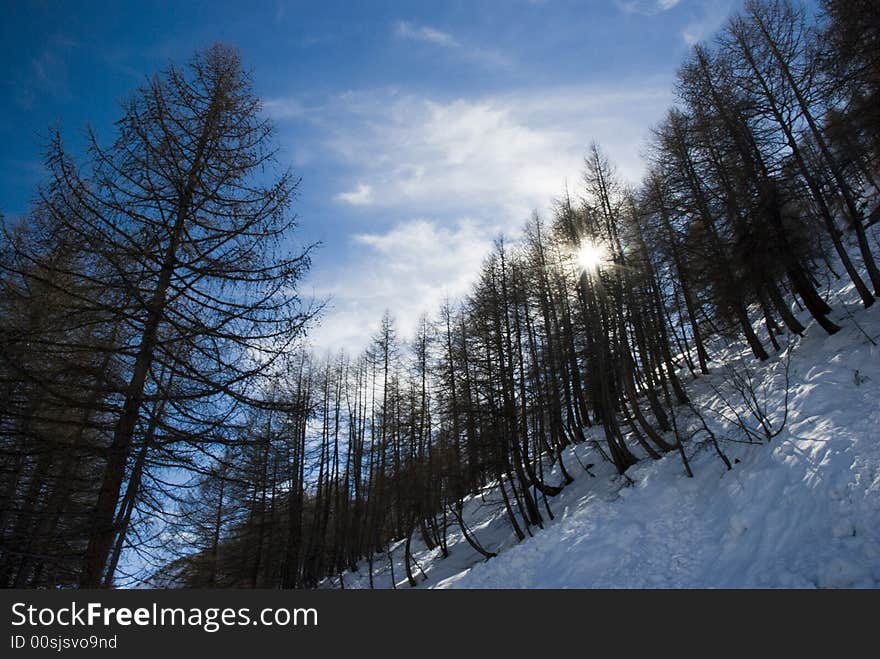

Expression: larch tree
xmin=9 ymin=43 xmax=316 ymax=588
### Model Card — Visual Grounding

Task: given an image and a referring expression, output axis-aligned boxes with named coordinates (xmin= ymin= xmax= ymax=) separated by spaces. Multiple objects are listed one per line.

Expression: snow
xmin=322 ymin=229 xmax=880 ymax=589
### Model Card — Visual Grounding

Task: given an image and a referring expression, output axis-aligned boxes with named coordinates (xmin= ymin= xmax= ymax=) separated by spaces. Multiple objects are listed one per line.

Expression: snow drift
xmin=324 ymin=244 xmax=880 ymax=589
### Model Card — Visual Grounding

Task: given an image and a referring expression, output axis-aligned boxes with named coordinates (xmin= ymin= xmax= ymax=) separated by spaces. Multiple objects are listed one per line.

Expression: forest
xmin=0 ymin=0 xmax=877 ymax=588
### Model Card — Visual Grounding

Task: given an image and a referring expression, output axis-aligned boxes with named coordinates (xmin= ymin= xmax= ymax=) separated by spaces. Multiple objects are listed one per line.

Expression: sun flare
xmin=575 ymin=241 xmax=607 ymax=272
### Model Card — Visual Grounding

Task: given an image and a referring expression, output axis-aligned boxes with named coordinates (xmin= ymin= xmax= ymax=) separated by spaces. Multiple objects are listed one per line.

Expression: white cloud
xmin=681 ymin=24 xmax=703 ymax=45
xmin=309 ymin=219 xmax=494 ymax=354
xmin=317 ymin=83 xmax=671 ymax=221
xmin=293 ymin=80 xmax=674 ymax=354
xmin=615 ymin=0 xmax=681 ymax=15
xmin=681 ymin=1 xmax=735 ymax=45
xmin=614 ymin=0 xmax=734 ymax=45
xmin=268 ymin=77 xmax=675 ymax=354
xmin=395 ymin=21 xmax=459 ymax=48
xmin=336 ymin=182 xmax=373 ymax=205
xmin=263 ymin=96 xmax=305 ymax=119
xmin=393 ymin=20 xmax=511 ymax=69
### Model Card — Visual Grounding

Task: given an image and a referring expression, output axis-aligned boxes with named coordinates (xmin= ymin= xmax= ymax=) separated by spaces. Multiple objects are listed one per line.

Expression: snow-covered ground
xmin=323 ymin=232 xmax=880 ymax=589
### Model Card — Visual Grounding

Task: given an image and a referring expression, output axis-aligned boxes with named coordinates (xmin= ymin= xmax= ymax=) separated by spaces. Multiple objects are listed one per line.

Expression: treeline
xmin=0 ymin=45 xmax=316 ymax=587
xmin=161 ymin=0 xmax=877 ymax=588
xmin=1 ymin=0 xmax=877 ymax=589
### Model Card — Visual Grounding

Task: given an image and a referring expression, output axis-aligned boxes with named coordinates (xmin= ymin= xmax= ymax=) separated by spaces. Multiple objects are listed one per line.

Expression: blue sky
xmin=0 ymin=0 xmax=740 ymax=353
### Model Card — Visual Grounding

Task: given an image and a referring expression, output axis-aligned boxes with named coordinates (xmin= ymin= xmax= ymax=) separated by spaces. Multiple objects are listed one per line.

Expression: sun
xmin=575 ymin=241 xmax=607 ymax=272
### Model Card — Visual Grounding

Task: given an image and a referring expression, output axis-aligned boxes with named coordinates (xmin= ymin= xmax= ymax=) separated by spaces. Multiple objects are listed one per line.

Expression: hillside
xmin=323 ymin=240 xmax=880 ymax=589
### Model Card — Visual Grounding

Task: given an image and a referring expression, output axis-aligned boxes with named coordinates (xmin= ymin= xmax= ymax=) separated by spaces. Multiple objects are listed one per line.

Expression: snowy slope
xmin=323 ymin=235 xmax=880 ymax=589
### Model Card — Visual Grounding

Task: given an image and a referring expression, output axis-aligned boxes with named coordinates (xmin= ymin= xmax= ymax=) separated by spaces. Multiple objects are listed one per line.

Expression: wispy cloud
xmin=615 ymin=0 xmax=681 ymax=15
xmin=318 ymin=83 xmax=671 ymax=221
xmin=681 ymin=0 xmax=735 ymax=45
xmin=336 ymin=182 xmax=373 ymax=205
xmin=310 ymin=218 xmax=493 ymax=353
xmin=615 ymin=0 xmax=734 ymax=45
xmin=395 ymin=21 xmax=459 ymax=48
xmin=394 ymin=20 xmax=511 ymax=69
xmin=274 ymin=1 xmax=286 ymax=23
xmin=287 ymin=80 xmax=674 ymax=353
xmin=20 ymin=35 xmax=78 ymax=107
xmin=262 ymin=96 xmax=305 ymax=120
